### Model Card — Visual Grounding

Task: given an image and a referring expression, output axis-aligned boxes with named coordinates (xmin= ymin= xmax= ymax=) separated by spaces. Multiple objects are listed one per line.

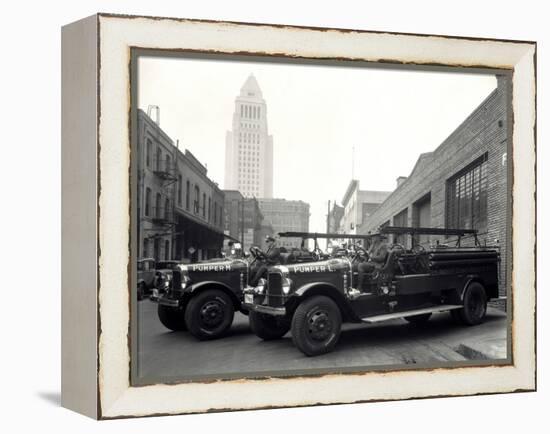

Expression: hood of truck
xmin=283 ymin=258 xmax=350 ymax=274
xmin=186 ymin=259 xmax=247 ymax=273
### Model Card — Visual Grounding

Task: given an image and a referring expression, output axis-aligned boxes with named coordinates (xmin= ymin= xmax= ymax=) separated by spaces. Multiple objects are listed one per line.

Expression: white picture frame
xmin=61 ymin=13 xmax=536 ymax=419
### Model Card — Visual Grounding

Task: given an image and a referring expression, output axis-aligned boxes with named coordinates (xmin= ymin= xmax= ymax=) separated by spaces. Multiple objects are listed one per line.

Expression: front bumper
xmin=242 ymin=294 xmax=286 ymax=316
xmin=149 ymin=291 xmax=180 ymax=307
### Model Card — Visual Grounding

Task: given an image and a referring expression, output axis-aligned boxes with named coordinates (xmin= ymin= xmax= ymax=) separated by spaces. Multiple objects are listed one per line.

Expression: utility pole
xmin=326 ymin=200 xmax=331 ymax=233
xmin=241 ymin=198 xmax=245 ymax=246
xmin=326 ymin=200 xmax=331 ymax=251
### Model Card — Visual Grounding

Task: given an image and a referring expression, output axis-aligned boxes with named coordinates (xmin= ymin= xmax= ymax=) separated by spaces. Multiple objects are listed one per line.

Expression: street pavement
xmin=137 ymin=300 xmax=507 ymax=382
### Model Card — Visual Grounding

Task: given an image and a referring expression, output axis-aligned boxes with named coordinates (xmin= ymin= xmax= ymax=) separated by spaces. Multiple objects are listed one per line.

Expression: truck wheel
xmin=404 ymin=313 xmax=432 ymax=324
xmin=185 ymin=289 xmax=234 ymax=340
xmin=249 ymin=311 xmax=290 ymax=340
xmin=157 ymin=304 xmax=187 ymax=331
xmin=458 ymin=282 xmax=487 ymax=325
xmin=291 ymin=296 xmax=342 ymax=356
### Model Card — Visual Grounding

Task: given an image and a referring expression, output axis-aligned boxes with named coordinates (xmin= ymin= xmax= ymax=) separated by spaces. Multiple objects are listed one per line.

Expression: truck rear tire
xmin=157 ymin=304 xmax=187 ymax=331
xmin=458 ymin=282 xmax=487 ymax=325
xmin=249 ymin=311 xmax=290 ymax=340
xmin=291 ymin=296 xmax=342 ymax=356
xmin=185 ymin=289 xmax=234 ymax=340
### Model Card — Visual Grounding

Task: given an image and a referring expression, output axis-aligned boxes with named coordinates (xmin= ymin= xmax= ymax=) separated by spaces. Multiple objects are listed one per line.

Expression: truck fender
xmin=186 ymin=281 xmax=241 ymax=309
xmin=290 ymin=282 xmax=357 ymax=321
xmin=460 ymin=276 xmax=484 ymax=301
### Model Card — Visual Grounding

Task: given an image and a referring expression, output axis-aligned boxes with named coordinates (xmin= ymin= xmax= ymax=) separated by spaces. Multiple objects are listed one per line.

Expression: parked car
xmin=150 ymin=234 xmax=329 ymax=340
xmin=243 ymin=227 xmax=501 ymax=356
xmin=137 ymin=258 xmax=157 ymax=301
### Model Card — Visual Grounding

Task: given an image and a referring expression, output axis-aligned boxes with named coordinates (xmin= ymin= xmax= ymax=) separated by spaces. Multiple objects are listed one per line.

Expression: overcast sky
xmin=138 ymin=56 xmax=496 ymax=235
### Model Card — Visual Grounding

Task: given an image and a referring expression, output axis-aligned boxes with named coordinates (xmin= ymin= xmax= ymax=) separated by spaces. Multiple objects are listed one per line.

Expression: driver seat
xmin=373 ymin=245 xmax=404 ymax=284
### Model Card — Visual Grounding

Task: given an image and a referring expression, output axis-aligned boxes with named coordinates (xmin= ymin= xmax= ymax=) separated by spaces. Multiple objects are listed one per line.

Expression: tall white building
xmin=224 ymin=74 xmax=273 ymax=198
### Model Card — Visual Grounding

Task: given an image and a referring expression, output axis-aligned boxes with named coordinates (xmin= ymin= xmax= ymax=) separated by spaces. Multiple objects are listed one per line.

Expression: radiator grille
xmin=170 ymin=270 xmax=182 ymax=295
xmin=267 ymin=271 xmax=284 ymax=306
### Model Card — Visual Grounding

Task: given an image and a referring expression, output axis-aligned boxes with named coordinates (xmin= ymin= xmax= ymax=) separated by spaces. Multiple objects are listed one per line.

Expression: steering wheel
xmin=311 ymin=248 xmax=322 ymax=261
xmin=249 ymin=246 xmax=267 ymax=262
xmin=351 ymin=244 xmax=369 ymax=262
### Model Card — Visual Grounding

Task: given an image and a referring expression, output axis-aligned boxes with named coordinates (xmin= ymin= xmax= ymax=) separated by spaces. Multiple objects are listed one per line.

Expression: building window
xmin=214 ymin=202 xmax=217 ymax=225
xmin=145 ymin=187 xmax=151 ymax=216
xmin=155 ymin=193 xmax=162 ymax=218
xmin=164 ymin=198 xmax=170 ymax=220
xmin=156 ymin=148 xmax=162 ymax=171
xmin=446 ymin=155 xmax=488 ymax=232
xmin=154 ymin=238 xmax=160 ymax=261
xmin=164 ymin=240 xmax=170 ymax=260
xmin=194 ymin=185 xmax=200 ymax=214
xmin=208 ymin=197 xmax=211 ymax=222
xmin=146 ymin=139 xmax=152 ymax=167
xmin=393 ymin=208 xmax=408 ymax=245
xmin=177 ymin=174 xmax=182 ymax=206
xmin=186 ymin=180 xmax=190 ymax=210
xmin=258 ymin=107 xmax=261 ymax=118
xmin=412 ymin=193 xmax=432 ymax=246
xmin=143 ymin=238 xmax=149 ymax=257
xmin=202 ymin=193 xmax=206 ymax=217
xmin=166 ymin=154 xmax=171 ymax=173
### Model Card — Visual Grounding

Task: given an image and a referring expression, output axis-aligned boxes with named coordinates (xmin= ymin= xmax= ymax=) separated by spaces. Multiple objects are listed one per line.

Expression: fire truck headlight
xmin=254 ymin=278 xmax=266 ymax=294
xmin=282 ymin=278 xmax=292 ymax=295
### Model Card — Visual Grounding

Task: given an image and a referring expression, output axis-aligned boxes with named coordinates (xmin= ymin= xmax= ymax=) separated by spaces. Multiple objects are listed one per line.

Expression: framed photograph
xmin=61 ymin=13 xmax=536 ymax=419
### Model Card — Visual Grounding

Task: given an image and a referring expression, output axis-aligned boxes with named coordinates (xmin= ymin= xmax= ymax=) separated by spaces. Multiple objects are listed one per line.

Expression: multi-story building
xmin=137 ymin=109 xmax=225 ymax=263
xmin=224 ymin=74 xmax=274 ymax=198
xmin=257 ymin=199 xmax=310 ymax=249
xmin=359 ymin=75 xmax=509 ymax=302
xmin=338 ymin=181 xmax=391 ymax=235
xmin=327 ymin=202 xmax=344 ymax=234
xmin=223 ymin=190 xmax=266 ymax=251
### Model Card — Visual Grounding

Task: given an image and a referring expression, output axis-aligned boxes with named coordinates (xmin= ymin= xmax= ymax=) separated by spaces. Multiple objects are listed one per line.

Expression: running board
xmin=361 ymin=304 xmax=463 ymax=323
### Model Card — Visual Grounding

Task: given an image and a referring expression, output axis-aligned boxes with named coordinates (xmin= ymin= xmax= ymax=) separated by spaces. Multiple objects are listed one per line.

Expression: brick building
xmin=137 ymin=109 xmax=225 ymax=263
xmin=359 ymin=75 xmax=510 ymax=299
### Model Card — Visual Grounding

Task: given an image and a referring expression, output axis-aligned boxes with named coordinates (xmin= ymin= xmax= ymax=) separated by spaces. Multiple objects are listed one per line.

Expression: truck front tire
xmin=185 ymin=289 xmax=235 ymax=340
xmin=291 ymin=296 xmax=342 ymax=356
xmin=157 ymin=304 xmax=187 ymax=331
xmin=249 ymin=311 xmax=290 ymax=340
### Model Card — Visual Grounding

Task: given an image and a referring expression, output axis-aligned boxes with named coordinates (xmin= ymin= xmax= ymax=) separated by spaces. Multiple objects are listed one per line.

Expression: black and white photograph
xmin=133 ymin=53 xmax=511 ymax=382
xmin=2 ymin=0 xmax=544 ymax=428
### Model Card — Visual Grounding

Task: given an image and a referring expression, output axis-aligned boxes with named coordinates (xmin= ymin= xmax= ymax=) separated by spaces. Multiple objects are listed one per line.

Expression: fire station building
xmin=359 ymin=75 xmax=510 ymax=301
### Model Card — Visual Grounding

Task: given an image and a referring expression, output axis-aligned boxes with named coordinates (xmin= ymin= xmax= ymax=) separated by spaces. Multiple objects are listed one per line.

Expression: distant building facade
xmin=224 ymin=74 xmax=274 ymax=198
xmin=223 ymin=190 xmax=268 ymax=251
xmin=137 ymin=109 xmax=225 ymax=263
xmin=257 ymin=198 xmax=310 ymax=249
xmin=359 ymin=76 xmax=509 ymax=300
xmin=327 ymin=202 xmax=344 ymax=233
xmin=338 ymin=180 xmax=391 ymax=235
